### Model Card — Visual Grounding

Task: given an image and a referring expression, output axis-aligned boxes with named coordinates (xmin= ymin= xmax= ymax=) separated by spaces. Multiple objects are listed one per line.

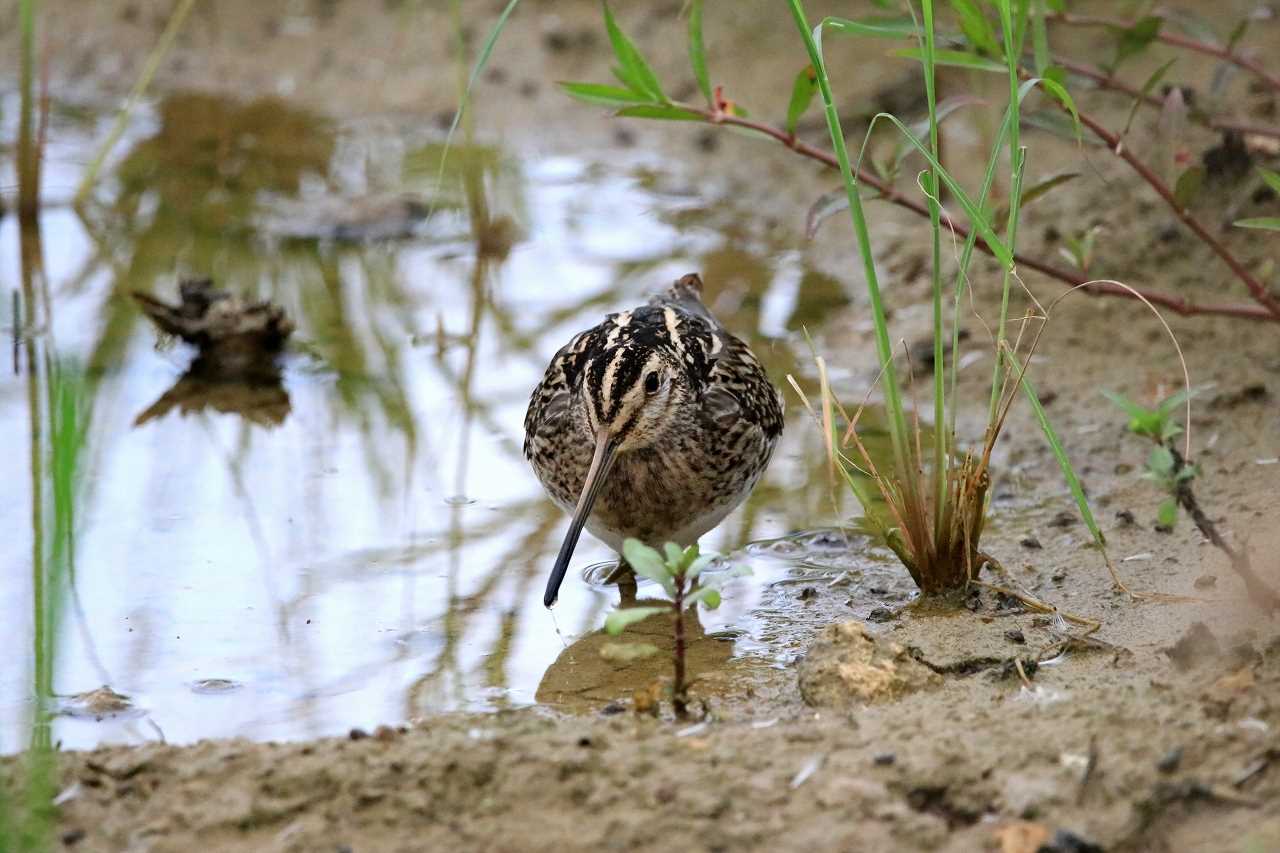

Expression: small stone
xmin=1051 ymin=571 xmax=1067 ymax=583
xmin=373 ymin=725 xmax=397 ymax=742
xmin=1115 ymin=509 xmax=1136 ymax=526
xmin=576 ymin=736 xmax=593 ymax=748
xmin=1048 ymin=511 xmax=1076 ymax=529
xmin=1156 ymin=747 xmax=1183 ymax=774
xmin=798 ymin=586 xmax=818 ymax=601
xmin=873 ymin=753 xmax=896 ymax=766
xmin=798 ymin=621 xmax=941 ymax=707
xmin=348 ymin=728 xmax=369 ymax=740
xmin=1039 ymin=828 xmax=1104 ymax=853
xmin=1193 ymin=574 xmax=1217 ymax=589
xmin=1004 ymin=629 xmax=1026 ymax=645
xmin=600 ymin=701 xmax=626 ymax=716
xmin=1020 ymin=536 xmax=1042 ymax=550
xmin=866 ymin=607 xmax=895 ymax=623
xmin=61 ymin=829 xmax=86 ymax=846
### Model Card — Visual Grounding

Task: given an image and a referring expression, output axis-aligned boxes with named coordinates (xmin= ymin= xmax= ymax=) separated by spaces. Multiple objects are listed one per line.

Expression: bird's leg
xmin=605 ymin=558 xmax=638 ymax=605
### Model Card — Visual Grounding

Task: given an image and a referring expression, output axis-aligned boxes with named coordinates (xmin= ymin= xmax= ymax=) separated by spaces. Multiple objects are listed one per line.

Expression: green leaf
xmin=950 ymin=0 xmax=1000 ymax=56
xmin=1101 ymin=389 xmax=1155 ymax=422
xmin=663 ymin=542 xmax=684 ymax=567
xmin=1257 ymin=167 xmax=1280 ymax=195
xmin=603 ymin=2 xmax=667 ymax=102
xmin=1157 ymin=498 xmax=1178 ymax=528
xmin=1226 ymin=18 xmax=1250 ymax=53
xmin=688 ymin=0 xmax=711 ymax=105
xmin=892 ymin=47 xmax=1006 ymax=72
xmin=604 ymin=606 xmax=667 ymax=635
xmin=686 ymin=554 xmax=715 ymax=579
xmin=996 ymin=171 xmax=1079 ymax=227
xmin=623 ymin=538 xmax=673 ymax=592
xmin=559 ymin=81 xmax=652 ymax=108
xmin=1173 ymin=166 xmax=1205 ymax=209
xmin=615 ymin=104 xmax=704 ymax=121
xmin=1110 ymin=16 xmax=1163 ymax=71
xmin=1122 ymin=57 xmax=1177 ymax=136
xmin=1233 ymin=217 xmax=1280 ymax=231
xmin=786 ymin=65 xmax=819 ymax=136
xmin=823 ymin=15 xmax=918 ymax=39
xmin=685 ymin=586 xmax=721 ymax=610
xmin=1033 ymin=76 xmax=1082 ymax=143
xmin=678 ymin=544 xmax=701 ymax=572
xmin=1147 ymin=445 xmax=1176 ymax=477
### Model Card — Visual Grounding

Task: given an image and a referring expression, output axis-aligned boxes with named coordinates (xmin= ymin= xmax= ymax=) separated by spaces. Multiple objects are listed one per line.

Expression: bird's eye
xmin=643 ymin=371 xmax=661 ymax=394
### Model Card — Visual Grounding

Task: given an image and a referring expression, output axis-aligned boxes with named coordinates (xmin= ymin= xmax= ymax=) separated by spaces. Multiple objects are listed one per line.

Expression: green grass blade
xmin=1233 ymin=217 xmax=1280 ymax=231
xmin=918 ymin=0 xmax=947 ymax=539
xmin=688 ymin=0 xmax=712 ymax=105
xmin=1031 ymin=0 xmax=1050 ymax=73
xmin=988 ymin=0 xmax=1026 ymax=421
xmin=891 ymin=47 xmax=1006 ymax=72
xmin=790 ymin=3 xmax=913 ymax=479
xmin=74 ymin=0 xmax=196 ymax=204
xmin=433 ymin=0 xmax=522 ymax=203
xmin=1258 ymin=167 xmax=1280 ymax=195
xmin=822 ymin=15 xmax=918 ymax=39
xmin=1010 ymin=352 xmax=1107 ymax=548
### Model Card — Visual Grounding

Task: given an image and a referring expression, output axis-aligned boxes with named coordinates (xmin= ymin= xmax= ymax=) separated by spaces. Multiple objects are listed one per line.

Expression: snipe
xmin=524 ymin=273 xmax=784 ymax=607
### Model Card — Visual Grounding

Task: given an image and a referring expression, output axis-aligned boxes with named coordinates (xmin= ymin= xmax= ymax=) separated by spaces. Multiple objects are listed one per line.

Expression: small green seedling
xmin=1102 ymin=388 xmax=1192 ymax=444
xmin=1103 ymin=388 xmax=1198 ymax=528
xmin=604 ymin=539 xmax=749 ymax=719
xmin=1058 ymin=224 xmax=1102 ymax=274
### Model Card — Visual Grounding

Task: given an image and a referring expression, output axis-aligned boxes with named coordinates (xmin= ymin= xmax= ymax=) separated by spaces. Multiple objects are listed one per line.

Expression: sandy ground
xmin=3 ymin=0 xmax=1280 ymax=850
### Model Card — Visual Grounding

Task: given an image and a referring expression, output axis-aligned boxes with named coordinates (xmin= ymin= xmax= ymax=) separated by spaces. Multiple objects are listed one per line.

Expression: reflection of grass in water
xmin=2 ymin=359 xmax=92 ymax=852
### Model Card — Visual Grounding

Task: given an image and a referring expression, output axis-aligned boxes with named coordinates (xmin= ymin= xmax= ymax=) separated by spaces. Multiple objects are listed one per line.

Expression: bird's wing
xmin=523 ymin=330 xmax=590 ymax=459
xmin=700 ymin=331 xmax=784 ymax=439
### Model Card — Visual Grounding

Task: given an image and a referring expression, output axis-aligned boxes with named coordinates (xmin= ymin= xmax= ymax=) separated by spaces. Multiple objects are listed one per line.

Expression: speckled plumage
xmin=524 ymin=274 xmax=783 ymax=572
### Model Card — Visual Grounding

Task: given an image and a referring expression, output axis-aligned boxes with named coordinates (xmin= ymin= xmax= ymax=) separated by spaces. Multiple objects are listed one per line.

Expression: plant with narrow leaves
xmin=604 ymin=539 xmax=749 ymax=718
xmin=1103 ymin=389 xmax=1198 ymax=528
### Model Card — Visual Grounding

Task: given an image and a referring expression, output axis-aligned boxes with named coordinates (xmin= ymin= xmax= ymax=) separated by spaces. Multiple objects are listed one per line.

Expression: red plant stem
xmin=1053 ymin=55 xmax=1280 ymax=141
xmin=1068 ymin=106 xmax=1280 ymax=321
xmin=1050 ymin=12 xmax=1280 ymax=95
xmin=693 ymin=108 xmax=1277 ymax=322
xmin=672 ymin=578 xmax=687 ymax=719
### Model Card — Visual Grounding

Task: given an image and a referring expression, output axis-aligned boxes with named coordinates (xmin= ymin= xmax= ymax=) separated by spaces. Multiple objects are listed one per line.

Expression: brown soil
xmin=4 ymin=1 xmax=1280 ymax=851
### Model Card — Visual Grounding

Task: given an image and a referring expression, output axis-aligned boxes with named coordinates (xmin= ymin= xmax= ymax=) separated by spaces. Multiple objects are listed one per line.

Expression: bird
xmin=524 ymin=273 xmax=784 ymax=608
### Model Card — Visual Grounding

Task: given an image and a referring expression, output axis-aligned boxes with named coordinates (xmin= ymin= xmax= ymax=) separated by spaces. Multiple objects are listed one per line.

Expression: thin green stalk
xmin=785 ymin=1 xmax=912 ymax=484
xmin=920 ymin=0 xmax=946 ymax=539
xmin=987 ymin=0 xmax=1027 ymax=423
xmin=74 ymin=0 xmax=196 ymax=205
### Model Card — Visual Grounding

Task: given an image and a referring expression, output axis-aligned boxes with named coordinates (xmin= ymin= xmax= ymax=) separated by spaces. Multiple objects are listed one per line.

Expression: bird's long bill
xmin=543 ymin=427 xmax=618 ymax=608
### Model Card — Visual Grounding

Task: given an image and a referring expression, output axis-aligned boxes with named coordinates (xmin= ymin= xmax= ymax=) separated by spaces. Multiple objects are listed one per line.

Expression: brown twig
xmin=1168 ymin=445 xmax=1280 ymax=615
xmin=1066 ymin=104 xmax=1280 ymax=321
xmin=685 ymin=106 xmax=1278 ymax=322
xmin=1053 ymin=55 xmax=1280 ymax=141
xmin=1050 ymin=12 xmax=1280 ymax=95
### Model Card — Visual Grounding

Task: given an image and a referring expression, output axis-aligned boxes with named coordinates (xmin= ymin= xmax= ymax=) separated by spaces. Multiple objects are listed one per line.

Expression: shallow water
xmin=0 ymin=91 xmax=903 ymax=750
